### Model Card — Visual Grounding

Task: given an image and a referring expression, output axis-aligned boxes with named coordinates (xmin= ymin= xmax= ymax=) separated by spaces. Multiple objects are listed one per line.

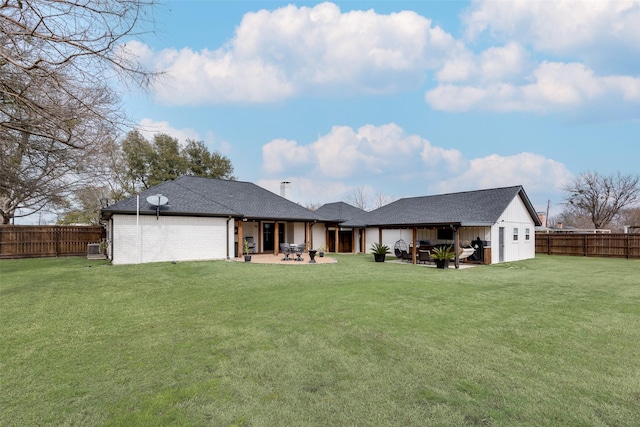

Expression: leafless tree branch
xmin=0 ymin=0 xmax=159 ymax=223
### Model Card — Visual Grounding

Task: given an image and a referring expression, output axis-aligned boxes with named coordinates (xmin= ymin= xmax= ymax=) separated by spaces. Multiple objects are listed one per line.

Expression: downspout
xmin=226 ymin=216 xmax=232 ymax=259
xmin=108 ymin=217 xmax=114 ymax=261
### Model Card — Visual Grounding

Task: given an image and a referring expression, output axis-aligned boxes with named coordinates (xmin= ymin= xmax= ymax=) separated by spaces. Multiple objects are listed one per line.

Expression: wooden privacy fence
xmin=0 ymin=225 xmax=105 ymax=259
xmin=535 ymin=233 xmax=640 ymax=259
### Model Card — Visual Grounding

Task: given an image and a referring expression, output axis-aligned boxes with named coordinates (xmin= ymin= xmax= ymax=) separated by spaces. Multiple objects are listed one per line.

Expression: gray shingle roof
xmin=315 ymin=202 xmax=366 ymax=222
xmin=101 ymin=176 xmax=324 ymax=221
xmin=341 ymin=185 xmax=541 ymax=227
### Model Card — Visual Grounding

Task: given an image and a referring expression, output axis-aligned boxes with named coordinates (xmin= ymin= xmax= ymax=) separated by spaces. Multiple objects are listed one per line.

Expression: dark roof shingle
xmin=315 ymin=202 xmax=366 ymax=222
xmin=341 ymin=185 xmax=541 ymax=227
xmin=102 ymin=176 xmax=324 ymax=221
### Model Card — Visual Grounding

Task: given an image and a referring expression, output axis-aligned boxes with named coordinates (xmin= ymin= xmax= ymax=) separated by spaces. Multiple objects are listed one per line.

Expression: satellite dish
xmin=147 ymin=194 xmax=168 ymax=206
xmin=146 ymin=194 xmax=169 ymax=220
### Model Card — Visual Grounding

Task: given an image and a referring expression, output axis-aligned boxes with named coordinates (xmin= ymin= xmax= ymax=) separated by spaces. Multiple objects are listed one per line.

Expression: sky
xmin=118 ymin=0 xmax=639 ymax=217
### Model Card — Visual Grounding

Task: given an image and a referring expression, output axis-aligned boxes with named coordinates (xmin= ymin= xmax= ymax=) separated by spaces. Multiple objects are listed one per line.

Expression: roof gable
xmin=316 ymin=202 xmax=366 ymax=222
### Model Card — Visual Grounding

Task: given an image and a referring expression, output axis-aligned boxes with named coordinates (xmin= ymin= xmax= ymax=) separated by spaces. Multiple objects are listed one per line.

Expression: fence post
xmin=583 ymin=234 xmax=587 ymax=256
xmin=55 ymin=226 xmax=59 ymax=257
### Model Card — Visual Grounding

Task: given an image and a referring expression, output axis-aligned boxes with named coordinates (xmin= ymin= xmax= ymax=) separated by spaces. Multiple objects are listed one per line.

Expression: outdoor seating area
xmin=280 ymin=243 xmax=306 ymax=261
xmin=394 ymin=239 xmax=479 ymax=265
xmin=458 ymin=246 xmax=476 ymax=260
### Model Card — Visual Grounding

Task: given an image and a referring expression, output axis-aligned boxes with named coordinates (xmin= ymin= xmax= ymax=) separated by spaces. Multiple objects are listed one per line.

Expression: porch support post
xmin=325 ymin=228 xmax=329 ymax=252
xmin=352 ymin=229 xmax=356 ymax=253
xmin=335 ymin=227 xmax=339 ymax=253
xmin=274 ymin=222 xmax=280 ymax=256
xmin=378 ymin=227 xmax=382 ymax=244
xmin=238 ymin=220 xmax=244 ymax=257
xmin=454 ymin=226 xmax=460 ymax=269
xmin=361 ymin=228 xmax=366 ymax=254
xmin=412 ymin=227 xmax=417 ymax=264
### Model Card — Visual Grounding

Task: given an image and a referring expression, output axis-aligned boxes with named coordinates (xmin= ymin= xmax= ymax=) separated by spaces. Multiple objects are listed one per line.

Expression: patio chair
xmin=294 ymin=243 xmax=305 ymax=261
xmin=400 ymin=250 xmax=413 ymax=263
xmin=418 ymin=250 xmax=432 ymax=264
xmin=394 ymin=239 xmax=408 ymax=258
xmin=280 ymin=243 xmax=291 ymax=261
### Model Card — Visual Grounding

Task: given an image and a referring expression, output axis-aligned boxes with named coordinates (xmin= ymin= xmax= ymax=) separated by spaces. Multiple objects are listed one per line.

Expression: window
xmin=513 ymin=228 xmax=519 ymax=241
xmin=525 ymin=228 xmax=530 ymax=241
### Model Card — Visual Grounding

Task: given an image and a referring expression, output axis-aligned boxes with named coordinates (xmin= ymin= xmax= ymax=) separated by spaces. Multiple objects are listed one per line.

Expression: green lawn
xmin=1 ymin=255 xmax=639 ymax=426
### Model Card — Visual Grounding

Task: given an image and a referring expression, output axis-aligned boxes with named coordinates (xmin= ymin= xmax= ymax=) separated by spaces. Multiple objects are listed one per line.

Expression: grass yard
xmin=1 ymin=254 xmax=639 ymax=426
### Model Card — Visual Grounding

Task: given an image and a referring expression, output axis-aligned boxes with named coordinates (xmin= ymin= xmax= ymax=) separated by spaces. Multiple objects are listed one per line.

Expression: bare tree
xmin=554 ymin=206 xmax=596 ymax=229
xmin=373 ymin=192 xmax=395 ymax=209
xmin=610 ymin=207 xmax=640 ymax=233
xmin=304 ymin=202 xmax=322 ymax=211
xmin=563 ymin=171 xmax=640 ymax=229
xmin=346 ymin=186 xmax=370 ymax=211
xmin=0 ymin=0 xmax=157 ymax=224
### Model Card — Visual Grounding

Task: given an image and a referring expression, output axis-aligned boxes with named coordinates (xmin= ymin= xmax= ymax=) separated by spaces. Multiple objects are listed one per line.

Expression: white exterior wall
xmin=311 ymin=225 xmax=325 ymax=251
xmin=111 ymin=214 xmax=231 ymax=265
xmin=239 ymin=221 xmax=260 ymax=252
xmin=292 ymin=222 xmax=307 ymax=245
xmin=490 ymin=196 xmax=536 ymax=263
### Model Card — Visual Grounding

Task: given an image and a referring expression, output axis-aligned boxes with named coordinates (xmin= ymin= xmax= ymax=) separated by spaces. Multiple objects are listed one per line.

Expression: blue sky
xmin=121 ymin=0 xmax=640 ymax=216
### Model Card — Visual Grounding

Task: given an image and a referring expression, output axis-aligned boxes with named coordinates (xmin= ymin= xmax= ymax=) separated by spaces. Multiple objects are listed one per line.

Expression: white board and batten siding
xmin=490 ymin=195 xmax=536 ymax=264
xmin=110 ymin=214 xmax=231 ymax=265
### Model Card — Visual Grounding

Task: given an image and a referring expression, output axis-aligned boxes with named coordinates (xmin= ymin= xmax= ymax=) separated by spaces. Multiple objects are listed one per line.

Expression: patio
xmin=233 ymin=253 xmax=338 ymax=264
xmin=387 ymin=258 xmax=479 ymax=269
xmin=234 ymin=253 xmax=478 ymax=268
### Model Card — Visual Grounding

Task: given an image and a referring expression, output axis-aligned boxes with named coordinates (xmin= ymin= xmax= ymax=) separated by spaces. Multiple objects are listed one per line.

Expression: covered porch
xmin=361 ymin=223 xmax=492 ymax=269
xmin=235 ymin=218 xmax=325 ymax=257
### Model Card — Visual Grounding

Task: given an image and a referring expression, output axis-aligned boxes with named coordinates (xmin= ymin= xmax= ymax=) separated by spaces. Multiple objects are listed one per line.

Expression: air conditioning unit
xmin=87 ymin=243 xmax=106 ymax=259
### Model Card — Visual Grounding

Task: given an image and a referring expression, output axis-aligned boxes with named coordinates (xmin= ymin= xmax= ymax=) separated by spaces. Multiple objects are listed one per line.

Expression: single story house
xmin=101 ymin=178 xmax=540 ymax=266
xmin=340 ymin=185 xmax=542 ymax=267
xmin=100 ymin=176 xmax=325 ymax=265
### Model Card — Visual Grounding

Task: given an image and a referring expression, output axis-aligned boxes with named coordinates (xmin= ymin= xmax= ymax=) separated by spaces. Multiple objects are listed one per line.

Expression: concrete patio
xmin=233 ymin=253 xmax=338 ymax=264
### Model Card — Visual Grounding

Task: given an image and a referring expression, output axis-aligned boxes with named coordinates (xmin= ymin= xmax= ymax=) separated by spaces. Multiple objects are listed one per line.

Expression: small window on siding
xmin=513 ymin=228 xmax=519 ymax=241
xmin=525 ymin=228 xmax=530 ymax=240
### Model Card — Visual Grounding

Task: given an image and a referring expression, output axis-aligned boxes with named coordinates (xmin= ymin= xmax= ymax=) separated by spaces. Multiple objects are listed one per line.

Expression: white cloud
xmin=437 ymin=42 xmax=528 ymax=83
xmin=137 ymin=119 xmax=231 ymax=154
xmin=138 ymin=118 xmax=201 ymax=144
xmin=262 ymin=138 xmax=311 ymax=175
xmin=259 ymin=124 xmax=572 ymax=208
xmin=137 ymin=2 xmax=459 ymax=105
xmin=261 ymin=123 xmax=462 ymax=180
xmin=479 ymin=42 xmax=528 ymax=82
xmin=463 ymin=0 xmax=640 ymax=69
xmin=149 ymin=47 xmax=295 ymax=104
xmin=426 ymin=61 xmax=640 ymax=113
xmin=128 ymin=1 xmax=638 ymax=116
xmin=429 ymin=152 xmax=573 ymax=197
xmin=257 ymin=178 xmax=351 ymax=207
xmin=430 ymin=1 xmax=640 ymax=114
